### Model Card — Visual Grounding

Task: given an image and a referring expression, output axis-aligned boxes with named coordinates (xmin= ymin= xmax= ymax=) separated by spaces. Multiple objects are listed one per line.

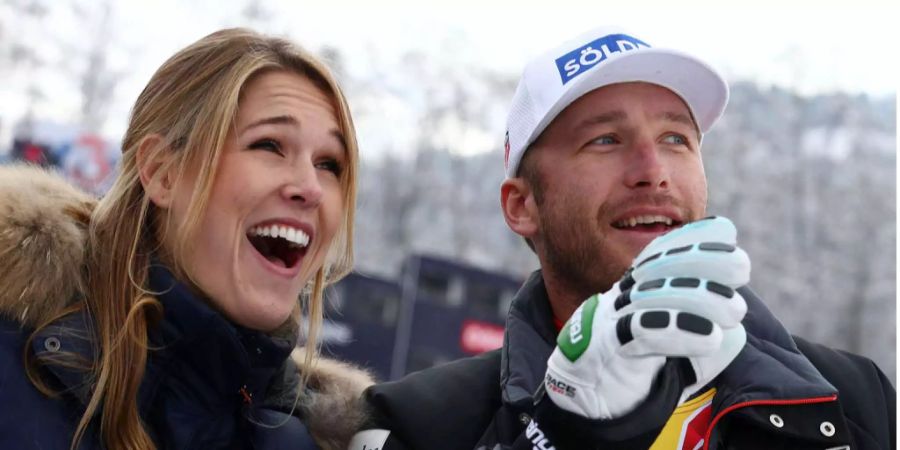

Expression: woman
xmin=0 ymin=28 xmax=372 ymax=449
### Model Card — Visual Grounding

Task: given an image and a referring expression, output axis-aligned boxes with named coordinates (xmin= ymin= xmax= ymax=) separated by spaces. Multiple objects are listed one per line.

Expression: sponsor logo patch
xmin=545 ymin=373 xmax=576 ymax=398
xmin=557 ymin=295 xmax=599 ymax=362
xmin=555 ymin=33 xmax=650 ymax=84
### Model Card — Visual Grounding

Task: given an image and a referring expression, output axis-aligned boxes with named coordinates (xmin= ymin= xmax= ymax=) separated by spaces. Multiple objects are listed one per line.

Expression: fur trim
xmin=0 ymin=164 xmax=95 ymax=327
xmin=293 ymin=348 xmax=376 ymax=450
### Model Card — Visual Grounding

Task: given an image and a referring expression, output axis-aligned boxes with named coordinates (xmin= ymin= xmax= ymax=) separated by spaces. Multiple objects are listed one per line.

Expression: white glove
xmin=544 ymin=216 xmax=750 ymax=420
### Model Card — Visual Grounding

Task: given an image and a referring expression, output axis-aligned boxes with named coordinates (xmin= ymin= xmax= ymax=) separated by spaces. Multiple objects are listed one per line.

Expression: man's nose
xmin=623 ymin=139 xmax=669 ymax=190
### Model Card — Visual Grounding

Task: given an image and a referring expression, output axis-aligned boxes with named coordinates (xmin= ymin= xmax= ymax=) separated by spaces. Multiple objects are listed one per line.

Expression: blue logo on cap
xmin=555 ymin=33 xmax=651 ymax=85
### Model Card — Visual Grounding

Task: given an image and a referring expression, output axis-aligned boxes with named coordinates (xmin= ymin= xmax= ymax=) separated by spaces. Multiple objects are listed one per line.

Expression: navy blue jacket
xmin=0 ymin=264 xmax=318 ymax=449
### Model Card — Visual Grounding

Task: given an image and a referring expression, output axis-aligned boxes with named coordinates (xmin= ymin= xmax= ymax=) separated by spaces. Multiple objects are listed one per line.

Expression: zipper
xmin=702 ymin=394 xmax=838 ymax=450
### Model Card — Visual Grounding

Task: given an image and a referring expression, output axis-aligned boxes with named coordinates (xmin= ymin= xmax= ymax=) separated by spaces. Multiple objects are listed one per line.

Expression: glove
xmin=544 ymin=216 xmax=750 ymax=420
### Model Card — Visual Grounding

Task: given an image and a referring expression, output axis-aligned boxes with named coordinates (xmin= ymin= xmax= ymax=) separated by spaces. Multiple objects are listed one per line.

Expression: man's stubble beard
xmin=534 ymin=189 xmax=700 ymax=304
xmin=535 ymin=192 xmax=629 ymax=304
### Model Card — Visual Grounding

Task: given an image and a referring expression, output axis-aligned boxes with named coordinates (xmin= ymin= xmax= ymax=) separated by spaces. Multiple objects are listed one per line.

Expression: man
xmin=350 ymin=26 xmax=895 ymax=449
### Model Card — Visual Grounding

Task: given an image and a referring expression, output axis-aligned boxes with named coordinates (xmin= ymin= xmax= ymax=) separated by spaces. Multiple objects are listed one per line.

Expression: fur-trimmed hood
xmin=0 ymin=164 xmax=95 ymax=326
xmin=0 ymin=164 xmax=374 ymax=450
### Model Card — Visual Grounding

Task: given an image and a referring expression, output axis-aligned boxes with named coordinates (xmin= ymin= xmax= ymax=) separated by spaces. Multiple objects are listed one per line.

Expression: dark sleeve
xmin=878 ymin=368 xmax=895 ymax=448
xmin=794 ymin=336 xmax=896 ymax=449
xmin=518 ymin=357 xmax=690 ymax=450
xmin=359 ymin=349 xmax=503 ymax=450
xmin=0 ymin=319 xmax=85 ymax=449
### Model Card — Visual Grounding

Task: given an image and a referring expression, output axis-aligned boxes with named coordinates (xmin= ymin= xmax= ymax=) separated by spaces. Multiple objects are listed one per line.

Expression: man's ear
xmin=136 ymin=134 xmax=177 ymax=209
xmin=500 ymin=177 xmax=539 ymax=240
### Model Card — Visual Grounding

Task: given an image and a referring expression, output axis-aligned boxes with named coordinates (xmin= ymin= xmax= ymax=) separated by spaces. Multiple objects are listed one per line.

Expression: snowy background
xmin=1 ymin=0 xmax=896 ymax=382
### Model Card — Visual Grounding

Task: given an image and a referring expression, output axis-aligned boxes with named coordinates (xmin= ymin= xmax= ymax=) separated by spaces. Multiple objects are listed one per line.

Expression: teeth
xmin=248 ymin=224 xmax=310 ymax=247
xmin=615 ymin=215 xmax=674 ymax=228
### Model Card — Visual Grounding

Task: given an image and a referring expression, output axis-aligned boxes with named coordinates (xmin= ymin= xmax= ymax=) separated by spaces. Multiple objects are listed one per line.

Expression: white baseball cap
xmin=504 ymin=26 xmax=729 ymax=178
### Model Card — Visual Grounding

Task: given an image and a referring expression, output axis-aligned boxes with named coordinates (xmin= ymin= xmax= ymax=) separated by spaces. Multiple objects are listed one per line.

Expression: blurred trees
xmin=704 ymin=84 xmax=895 ymax=382
xmin=1 ymin=0 xmax=50 ymax=127
xmin=1 ymin=0 xmax=124 ymax=135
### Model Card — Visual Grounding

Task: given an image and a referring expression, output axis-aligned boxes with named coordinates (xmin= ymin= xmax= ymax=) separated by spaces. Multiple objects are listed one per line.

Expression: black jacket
xmin=362 ymin=271 xmax=895 ymax=450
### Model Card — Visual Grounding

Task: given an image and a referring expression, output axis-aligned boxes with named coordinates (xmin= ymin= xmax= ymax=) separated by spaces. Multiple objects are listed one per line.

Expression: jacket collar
xmin=32 ymin=263 xmax=296 ymax=411
xmin=500 ymin=270 xmax=557 ymax=408
xmin=498 ymin=271 xmax=837 ymax=411
xmin=139 ymin=262 xmax=296 ymax=408
xmin=714 ymin=287 xmax=837 ymax=405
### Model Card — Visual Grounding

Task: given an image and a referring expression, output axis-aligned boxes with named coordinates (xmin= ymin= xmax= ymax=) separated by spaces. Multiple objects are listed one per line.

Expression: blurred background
xmin=1 ymin=0 xmax=896 ymax=383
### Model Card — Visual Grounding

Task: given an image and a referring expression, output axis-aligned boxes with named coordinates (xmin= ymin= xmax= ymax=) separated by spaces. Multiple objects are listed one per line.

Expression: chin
xmin=231 ymin=293 xmax=297 ymax=332
xmin=242 ymin=311 xmax=293 ymax=332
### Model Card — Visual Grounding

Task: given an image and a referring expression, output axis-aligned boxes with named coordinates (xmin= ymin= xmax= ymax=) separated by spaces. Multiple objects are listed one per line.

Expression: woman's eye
xmin=662 ymin=134 xmax=688 ymax=145
xmin=249 ymin=139 xmax=283 ymax=155
xmin=316 ymin=158 xmax=344 ymax=177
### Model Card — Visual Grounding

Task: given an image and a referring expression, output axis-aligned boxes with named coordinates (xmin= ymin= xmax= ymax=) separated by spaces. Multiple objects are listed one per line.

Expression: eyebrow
xmin=240 ymin=115 xmax=298 ymax=134
xmin=660 ymin=111 xmax=697 ymax=128
xmin=330 ymin=129 xmax=348 ymax=153
xmin=574 ymin=110 xmax=697 ymax=132
xmin=241 ymin=114 xmax=348 ymax=152
xmin=574 ymin=110 xmax=627 ymax=132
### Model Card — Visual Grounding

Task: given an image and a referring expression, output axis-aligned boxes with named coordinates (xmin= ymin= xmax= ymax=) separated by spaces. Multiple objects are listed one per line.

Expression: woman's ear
xmin=136 ymin=134 xmax=177 ymax=209
xmin=500 ymin=177 xmax=539 ymax=240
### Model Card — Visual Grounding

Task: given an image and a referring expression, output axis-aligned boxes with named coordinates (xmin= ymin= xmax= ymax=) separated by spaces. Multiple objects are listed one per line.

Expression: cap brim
xmin=527 ymin=48 xmax=729 ymax=147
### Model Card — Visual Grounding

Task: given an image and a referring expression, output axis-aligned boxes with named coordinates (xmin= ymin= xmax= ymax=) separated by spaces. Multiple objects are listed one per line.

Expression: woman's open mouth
xmin=246 ymin=224 xmax=310 ymax=269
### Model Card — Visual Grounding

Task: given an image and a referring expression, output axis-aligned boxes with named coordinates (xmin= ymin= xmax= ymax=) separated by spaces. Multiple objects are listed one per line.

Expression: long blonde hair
xmin=25 ymin=28 xmax=358 ymax=450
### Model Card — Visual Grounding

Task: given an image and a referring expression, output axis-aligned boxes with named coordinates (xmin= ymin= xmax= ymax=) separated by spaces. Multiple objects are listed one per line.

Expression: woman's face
xmin=165 ymin=70 xmax=347 ymax=331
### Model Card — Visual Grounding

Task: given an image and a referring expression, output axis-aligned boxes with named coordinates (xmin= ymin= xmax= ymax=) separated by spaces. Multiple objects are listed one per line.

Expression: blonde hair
xmin=25 ymin=28 xmax=358 ymax=450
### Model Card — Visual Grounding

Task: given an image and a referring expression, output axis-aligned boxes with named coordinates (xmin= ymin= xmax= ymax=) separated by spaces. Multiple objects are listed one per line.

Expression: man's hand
xmin=544 ymin=216 xmax=750 ymax=420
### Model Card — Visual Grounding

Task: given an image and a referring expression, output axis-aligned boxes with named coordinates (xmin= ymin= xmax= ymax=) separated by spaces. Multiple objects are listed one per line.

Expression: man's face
xmin=526 ymin=82 xmax=708 ymax=295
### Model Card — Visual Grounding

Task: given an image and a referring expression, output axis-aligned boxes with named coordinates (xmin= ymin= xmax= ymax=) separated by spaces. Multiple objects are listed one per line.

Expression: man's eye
xmin=249 ymin=139 xmax=283 ymax=155
xmin=662 ymin=134 xmax=688 ymax=145
xmin=591 ymin=135 xmax=619 ymax=145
